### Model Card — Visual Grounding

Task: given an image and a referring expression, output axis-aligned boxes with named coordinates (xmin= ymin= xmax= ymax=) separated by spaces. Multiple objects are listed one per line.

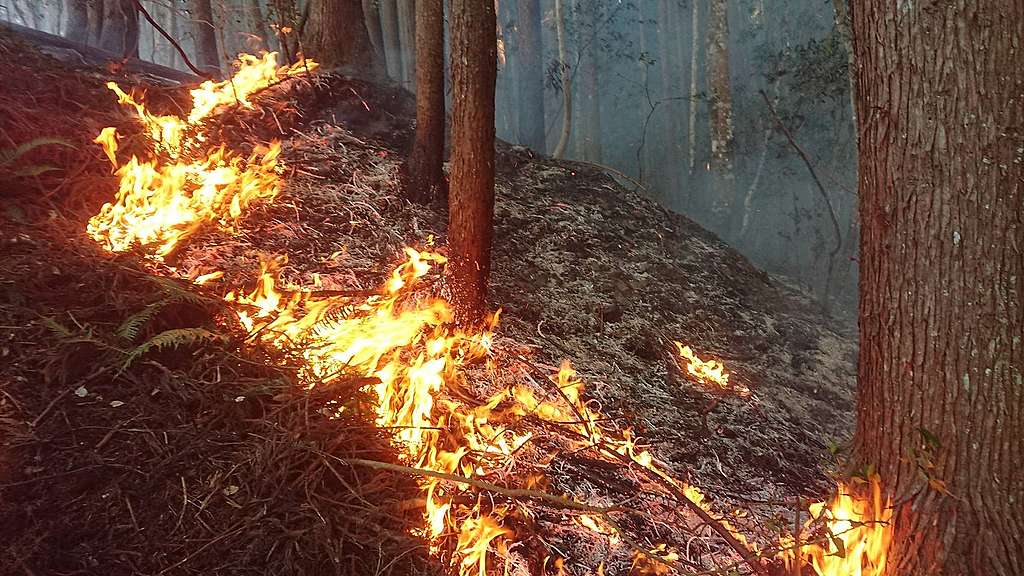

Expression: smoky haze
xmin=3 ymin=0 xmax=858 ymax=313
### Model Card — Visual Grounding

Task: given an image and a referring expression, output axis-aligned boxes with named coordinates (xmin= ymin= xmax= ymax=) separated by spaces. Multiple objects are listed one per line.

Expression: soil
xmin=0 ymin=31 xmax=857 ymax=576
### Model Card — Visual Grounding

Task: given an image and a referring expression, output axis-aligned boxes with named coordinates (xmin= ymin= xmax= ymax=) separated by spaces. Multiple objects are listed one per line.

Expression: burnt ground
xmin=0 ymin=31 xmax=856 ymax=576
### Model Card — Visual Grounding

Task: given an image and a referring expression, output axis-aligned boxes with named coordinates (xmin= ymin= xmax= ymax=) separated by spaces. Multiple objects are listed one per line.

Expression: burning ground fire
xmin=85 ymin=51 xmax=891 ymax=576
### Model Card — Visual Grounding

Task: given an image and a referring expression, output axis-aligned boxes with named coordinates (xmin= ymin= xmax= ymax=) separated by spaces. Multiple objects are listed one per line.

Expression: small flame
xmin=674 ymin=342 xmax=750 ymax=396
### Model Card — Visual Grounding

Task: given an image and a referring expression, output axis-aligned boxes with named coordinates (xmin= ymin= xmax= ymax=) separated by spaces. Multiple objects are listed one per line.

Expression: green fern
xmin=122 ymin=328 xmax=225 ymax=370
xmin=0 ymin=137 xmax=76 ymax=179
xmin=117 ymin=301 xmax=170 ymax=342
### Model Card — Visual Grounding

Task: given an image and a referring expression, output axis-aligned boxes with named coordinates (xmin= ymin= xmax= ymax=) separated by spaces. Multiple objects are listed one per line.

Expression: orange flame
xmin=674 ymin=342 xmax=750 ymax=396
xmin=781 ymin=476 xmax=892 ymax=576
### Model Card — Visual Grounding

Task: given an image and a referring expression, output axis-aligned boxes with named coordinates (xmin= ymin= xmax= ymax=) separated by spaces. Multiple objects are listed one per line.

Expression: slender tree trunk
xmin=379 ymin=0 xmax=404 ymax=81
xmin=189 ymin=0 xmax=221 ymax=75
xmin=396 ymin=0 xmax=416 ymax=89
xmin=576 ymin=1 xmax=601 ymax=162
xmin=446 ymin=0 xmax=497 ymax=327
xmin=550 ymin=0 xmax=571 ymax=158
xmin=64 ymin=0 xmax=90 ymax=43
xmin=687 ymin=0 xmax=700 ymax=176
xmin=405 ymin=0 xmax=445 ymax=204
xmin=852 ymin=1 xmax=1024 ymax=575
xmin=308 ymin=0 xmax=385 ymax=79
xmin=168 ymin=0 xmax=181 ymax=68
xmin=515 ymin=0 xmax=544 ymax=152
xmin=706 ymin=0 xmax=735 ymax=234
xmin=657 ymin=0 xmax=682 ymax=201
xmin=362 ymin=0 xmax=386 ymax=63
xmin=98 ymin=0 xmax=139 ymax=57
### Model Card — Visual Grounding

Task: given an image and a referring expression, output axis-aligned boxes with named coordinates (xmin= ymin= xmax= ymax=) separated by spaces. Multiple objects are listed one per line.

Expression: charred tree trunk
xmin=446 ymin=0 xmax=497 ymax=327
xmin=309 ymin=0 xmax=385 ymax=79
xmin=705 ymin=0 xmax=734 ymax=234
xmin=852 ymin=1 xmax=1024 ymax=575
xmin=404 ymin=0 xmax=445 ymax=204
xmin=515 ymin=0 xmax=544 ymax=152
xmin=64 ymin=0 xmax=90 ymax=43
xmin=189 ymin=0 xmax=221 ymax=75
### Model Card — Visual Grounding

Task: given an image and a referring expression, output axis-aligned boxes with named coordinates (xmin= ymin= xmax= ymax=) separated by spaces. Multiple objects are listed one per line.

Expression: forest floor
xmin=0 ymin=31 xmax=857 ymax=576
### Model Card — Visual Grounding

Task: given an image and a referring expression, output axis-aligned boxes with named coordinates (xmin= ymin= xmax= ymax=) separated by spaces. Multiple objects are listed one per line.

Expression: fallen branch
xmin=131 ymin=0 xmax=211 ymax=80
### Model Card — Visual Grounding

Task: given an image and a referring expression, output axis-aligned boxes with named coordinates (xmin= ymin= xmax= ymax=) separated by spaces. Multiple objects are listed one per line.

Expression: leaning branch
xmin=131 ymin=0 xmax=212 ymax=79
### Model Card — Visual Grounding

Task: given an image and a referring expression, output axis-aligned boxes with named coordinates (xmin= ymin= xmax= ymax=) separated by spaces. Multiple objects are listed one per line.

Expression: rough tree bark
xmin=706 ymin=0 xmax=734 ymax=233
xmin=98 ymin=0 xmax=139 ymax=57
xmin=189 ymin=0 xmax=221 ymax=75
xmin=64 ymin=0 xmax=90 ymax=43
xmin=514 ymin=0 xmax=544 ymax=152
xmin=308 ymin=0 xmax=385 ymax=79
xmin=404 ymin=0 xmax=445 ymax=204
xmin=446 ymin=0 xmax=497 ymax=327
xmin=852 ymin=1 xmax=1023 ymax=575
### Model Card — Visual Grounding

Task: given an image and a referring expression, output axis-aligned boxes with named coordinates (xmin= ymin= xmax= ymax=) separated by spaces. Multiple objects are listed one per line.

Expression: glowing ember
xmin=781 ymin=476 xmax=892 ymax=576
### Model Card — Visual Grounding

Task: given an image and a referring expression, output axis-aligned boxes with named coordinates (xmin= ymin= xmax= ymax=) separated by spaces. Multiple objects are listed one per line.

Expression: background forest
xmin=1 ymin=0 xmax=858 ymax=314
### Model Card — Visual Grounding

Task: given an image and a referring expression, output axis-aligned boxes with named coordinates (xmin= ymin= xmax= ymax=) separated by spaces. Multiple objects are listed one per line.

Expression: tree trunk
xmin=87 ymin=0 xmax=105 ymax=44
xmin=168 ymin=0 xmax=180 ymax=68
xmin=575 ymin=1 xmax=601 ymax=162
xmin=550 ymin=0 xmax=571 ymax=158
xmin=189 ymin=0 xmax=221 ymax=76
xmin=97 ymin=0 xmax=139 ymax=57
xmin=686 ymin=0 xmax=699 ymax=176
xmin=706 ymin=0 xmax=734 ymax=234
xmin=362 ymin=0 xmax=386 ymax=64
xmin=379 ymin=0 xmax=404 ymax=81
xmin=446 ymin=0 xmax=497 ymax=327
xmin=244 ymin=0 xmax=271 ymax=52
xmin=64 ymin=0 xmax=90 ymax=43
xmin=396 ymin=0 xmax=416 ymax=89
xmin=656 ymin=0 xmax=682 ymax=202
xmin=514 ymin=0 xmax=544 ymax=152
xmin=852 ymin=1 xmax=1024 ymax=575
xmin=404 ymin=0 xmax=445 ymax=204
xmin=308 ymin=0 xmax=385 ymax=79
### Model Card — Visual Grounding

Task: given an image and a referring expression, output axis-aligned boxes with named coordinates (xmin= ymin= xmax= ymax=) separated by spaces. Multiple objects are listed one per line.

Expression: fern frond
xmin=117 ymin=300 xmax=171 ymax=342
xmin=150 ymin=276 xmax=217 ymax=305
xmin=41 ymin=316 xmax=74 ymax=338
xmin=122 ymin=328 xmax=224 ymax=369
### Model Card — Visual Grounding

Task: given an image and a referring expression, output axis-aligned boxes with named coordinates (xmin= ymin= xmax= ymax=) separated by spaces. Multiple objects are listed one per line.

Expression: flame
xmin=781 ymin=477 xmax=892 ymax=576
xmin=673 ymin=342 xmax=750 ymax=396
xmin=87 ymin=52 xmax=317 ymax=257
xmin=85 ymin=50 xmax=886 ymax=576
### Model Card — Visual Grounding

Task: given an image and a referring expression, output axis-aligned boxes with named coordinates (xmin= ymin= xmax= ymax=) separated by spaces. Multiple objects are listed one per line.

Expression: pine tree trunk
xmin=311 ymin=0 xmax=385 ymax=79
xmin=405 ymin=0 xmax=445 ymax=203
xmin=396 ymin=0 xmax=416 ymax=89
xmin=852 ymin=1 xmax=1024 ymax=574
xmin=515 ymin=0 xmax=544 ymax=152
xmin=189 ymin=0 xmax=221 ymax=75
xmin=64 ymin=0 xmax=90 ymax=43
xmin=446 ymin=0 xmax=497 ymax=327
xmin=706 ymin=0 xmax=734 ymax=234
xmin=379 ymin=0 xmax=404 ymax=81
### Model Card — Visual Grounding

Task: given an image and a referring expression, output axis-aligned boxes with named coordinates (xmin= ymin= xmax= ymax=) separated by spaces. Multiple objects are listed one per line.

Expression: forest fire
xmin=673 ymin=342 xmax=750 ymax=396
xmin=79 ymin=50 xmax=890 ymax=576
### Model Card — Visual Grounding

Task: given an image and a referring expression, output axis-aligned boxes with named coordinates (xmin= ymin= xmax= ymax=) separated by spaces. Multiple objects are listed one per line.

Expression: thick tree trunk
xmin=852 ymin=1 xmax=1024 ymax=575
xmin=396 ymin=0 xmax=416 ymax=88
xmin=98 ymin=0 xmax=138 ymax=57
xmin=379 ymin=0 xmax=404 ymax=81
xmin=705 ymin=0 xmax=734 ymax=234
xmin=514 ymin=0 xmax=544 ymax=152
xmin=64 ymin=0 xmax=90 ymax=43
xmin=550 ymin=0 xmax=571 ymax=158
xmin=446 ymin=0 xmax=497 ymax=327
xmin=404 ymin=0 xmax=445 ymax=204
xmin=189 ymin=0 xmax=221 ymax=76
xmin=309 ymin=0 xmax=385 ymax=79
xmin=575 ymin=1 xmax=601 ymax=162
